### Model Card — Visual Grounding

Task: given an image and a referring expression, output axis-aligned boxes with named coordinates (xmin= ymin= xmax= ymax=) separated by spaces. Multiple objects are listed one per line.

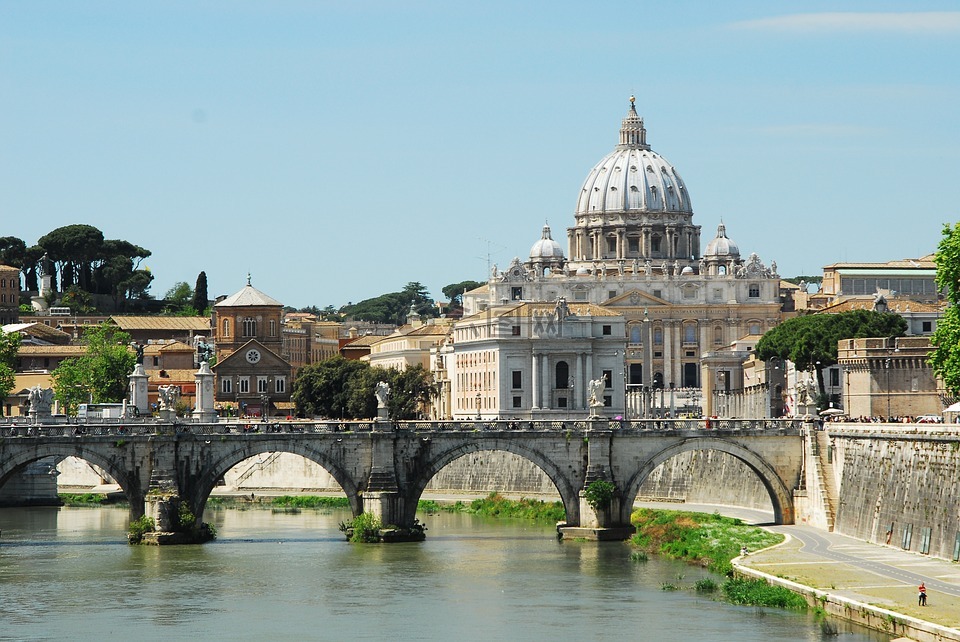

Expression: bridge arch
xmin=403 ymin=440 xmax=581 ymax=527
xmin=0 ymin=445 xmax=143 ymax=517
xmin=188 ymin=442 xmax=363 ymax=520
xmin=621 ymin=437 xmax=794 ymax=525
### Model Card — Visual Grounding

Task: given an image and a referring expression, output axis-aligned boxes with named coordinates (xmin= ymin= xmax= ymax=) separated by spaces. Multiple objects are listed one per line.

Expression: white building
xmin=449 ymin=301 xmax=625 ymax=419
xmin=462 ymin=98 xmax=782 ymax=401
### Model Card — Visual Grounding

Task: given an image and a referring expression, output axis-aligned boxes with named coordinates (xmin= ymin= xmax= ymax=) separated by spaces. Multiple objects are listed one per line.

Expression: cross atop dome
xmin=619 ymin=95 xmax=649 ymax=150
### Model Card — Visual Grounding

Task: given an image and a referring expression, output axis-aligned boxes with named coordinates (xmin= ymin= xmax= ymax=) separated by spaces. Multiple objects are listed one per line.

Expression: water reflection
xmin=0 ymin=506 xmax=890 ymax=641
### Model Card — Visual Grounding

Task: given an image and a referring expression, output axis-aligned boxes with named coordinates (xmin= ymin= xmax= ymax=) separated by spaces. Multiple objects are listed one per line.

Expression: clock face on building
xmin=245 ymin=349 xmax=261 ymax=364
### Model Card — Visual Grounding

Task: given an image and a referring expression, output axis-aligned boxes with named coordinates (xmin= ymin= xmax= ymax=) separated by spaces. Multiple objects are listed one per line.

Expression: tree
xmin=442 ymin=280 xmax=484 ymax=310
xmin=756 ymin=310 xmax=906 ymax=401
xmin=384 ymin=365 xmax=438 ymax=420
xmin=930 ymin=223 xmax=960 ymax=395
xmin=291 ymin=357 xmax=373 ymax=418
xmin=38 ymin=224 xmax=105 ymax=292
xmin=0 ymin=329 xmax=20 ymax=416
xmin=52 ymin=324 xmax=136 ymax=414
xmin=341 ymin=281 xmax=438 ymax=325
xmin=163 ymin=281 xmax=194 ymax=314
xmin=291 ymin=358 xmax=437 ymax=420
xmin=192 ymin=271 xmax=209 ymax=314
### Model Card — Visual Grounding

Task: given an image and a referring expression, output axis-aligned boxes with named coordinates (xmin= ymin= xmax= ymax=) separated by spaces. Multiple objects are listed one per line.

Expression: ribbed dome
xmin=704 ymin=222 xmax=740 ymax=257
xmin=529 ymin=223 xmax=564 ymax=261
xmin=575 ymin=97 xmax=692 ymax=217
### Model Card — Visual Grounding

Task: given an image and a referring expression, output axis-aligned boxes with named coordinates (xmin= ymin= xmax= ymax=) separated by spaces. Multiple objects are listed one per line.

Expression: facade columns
xmin=531 ymin=353 xmax=540 ymax=409
xmin=541 ymin=354 xmax=550 ymax=410
xmin=662 ymin=320 xmax=673 ymax=387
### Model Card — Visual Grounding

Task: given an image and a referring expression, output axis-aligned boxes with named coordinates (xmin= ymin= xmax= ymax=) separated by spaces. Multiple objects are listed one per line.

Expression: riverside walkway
xmin=644 ymin=502 xmax=960 ymax=640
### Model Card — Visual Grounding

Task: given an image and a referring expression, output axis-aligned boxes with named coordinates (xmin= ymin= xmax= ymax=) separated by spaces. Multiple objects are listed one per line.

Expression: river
xmin=0 ymin=505 xmax=890 ymax=641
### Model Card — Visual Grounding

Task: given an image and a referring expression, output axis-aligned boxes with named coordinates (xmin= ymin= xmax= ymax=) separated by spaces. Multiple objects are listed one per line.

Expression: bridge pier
xmin=559 ymin=428 xmax=636 ymax=541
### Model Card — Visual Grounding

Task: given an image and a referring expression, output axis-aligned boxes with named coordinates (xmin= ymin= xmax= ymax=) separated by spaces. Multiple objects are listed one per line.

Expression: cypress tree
xmin=192 ymin=271 xmax=208 ymax=315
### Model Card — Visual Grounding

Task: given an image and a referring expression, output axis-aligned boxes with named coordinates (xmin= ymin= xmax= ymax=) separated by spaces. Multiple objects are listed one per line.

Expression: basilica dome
xmin=704 ymin=222 xmax=740 ymax=257
xmin=575 ymin=97 xmax=692 ymax=217
xmin=529 ymin=223 xmax=564 ymax=261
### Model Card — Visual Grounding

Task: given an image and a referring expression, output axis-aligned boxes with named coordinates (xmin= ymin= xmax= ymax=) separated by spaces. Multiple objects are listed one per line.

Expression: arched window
xmin=242 ymin=318 xmax=257 ymax=337
xmin=654 ymin=327 xmax=663 ymax=345
xmin=749 ymin=284 xmax=760 ymax=298
xmin=714 ymin=325 xmax=723 ymax=345
xmin=684 ymin=323 xmax=696 ymax=344
xmin=222 ymin=318 xmax=230 ymax=337
xmin=629 ymin=325 xmax=642 ymax=344
xmin=555 ymin=361 xmax=569 ymax=389
xmin=651 ymin=236 xmax=661 ymax=253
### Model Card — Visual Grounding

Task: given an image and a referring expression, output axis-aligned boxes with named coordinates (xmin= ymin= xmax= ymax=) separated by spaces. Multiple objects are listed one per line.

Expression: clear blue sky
xmin=2 ymin=1 xmax=958 ymax=309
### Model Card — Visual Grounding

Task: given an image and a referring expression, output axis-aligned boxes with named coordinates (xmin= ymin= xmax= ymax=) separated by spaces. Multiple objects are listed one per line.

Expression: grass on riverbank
xmin=419 ymin=492 xmax=566 ymax=523
xmin=59 ymin=493 xmax=110 ymax=506
xmin=630 ymin=508 xmax=805 ymax=610
xmin=631 ymin=508 xmax=782 ymax=576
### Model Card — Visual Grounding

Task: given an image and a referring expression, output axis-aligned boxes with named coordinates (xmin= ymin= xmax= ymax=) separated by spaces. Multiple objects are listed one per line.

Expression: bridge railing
xmin=0 ymin=417 xmax=805 ymax=438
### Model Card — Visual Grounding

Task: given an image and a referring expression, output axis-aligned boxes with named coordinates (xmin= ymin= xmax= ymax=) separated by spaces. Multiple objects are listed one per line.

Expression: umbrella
xmin=819 ymin=408 xmax=845 ymax=417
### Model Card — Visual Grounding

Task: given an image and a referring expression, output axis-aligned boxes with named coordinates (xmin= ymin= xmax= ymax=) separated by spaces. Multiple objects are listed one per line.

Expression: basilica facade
xmin=454 ymin=98 xmax=781 ymax=419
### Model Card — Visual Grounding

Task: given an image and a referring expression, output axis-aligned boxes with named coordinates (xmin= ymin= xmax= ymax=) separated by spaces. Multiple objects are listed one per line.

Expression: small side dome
xmin=529 ymin=223 xmax=565 ymax=261
xmin=704 ymin=222 xmax=740 ymax=258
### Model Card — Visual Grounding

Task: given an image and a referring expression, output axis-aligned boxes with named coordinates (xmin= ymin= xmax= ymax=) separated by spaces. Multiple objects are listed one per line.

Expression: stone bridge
xmin=0 ymin=418 xmax=805 ymax=540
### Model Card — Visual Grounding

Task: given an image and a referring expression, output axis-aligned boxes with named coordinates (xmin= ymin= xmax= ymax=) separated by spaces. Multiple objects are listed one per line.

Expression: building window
xmin=602 ymin=325 xmax=612 ymax=335
xmin=712 ymin=288 xmax=722 ymax=301
xmin=606 ymin=237 xmax=616 ymax=253
xmin=242 ymin=318 xmax=257 ymax=337
xmin=153 ymin=356 xmax=160 ymax=367
xmin=922 ymin=321 xmax=932 ymax=333
xmin=512 ymin=325 xmax=521 ymax=336
xmin=684 ymin=324 xmax=696 ymax=344
xmin=651 ymin=236 xmax=661 ymax=253
xmin=603 ymin=395 xmax=612 ymax=407
xmin=748 ymin=284 xmax=760 ymax=298
xmin=555 ymin=361 xmax=569 ymax=389
xmin=222 ymin=318 xmax=230 ymax=337
xmin=714 ymin=326 xmax=723 ymax=345
xmin=512 ymin=370 xmax=522 ymax=389
xmin=513 ymin=396 xmax=522 ymax=408
xmin=221 ymin=378 xmax=232 ymax=394
xmin=608 ymin=290 xmax=617 ymax=300
xmin=511 ymin=286 xmax=522 ymax=300
xmin=829 ymin=369 xmax=840 ymax=387
xmin=628 ymin=237 xmax=639 ymax=253
xmin=257 ymin=376 xmax=268 ymax=393
xmin=602 ymin=369 xmax=612 ymax=388
xmin=269 ymin=319 xmax=277 ymax=336
xmin=238 ymin=377 xmax=250 ymax=394
xmin=654 ymin=328 xmax=663 ymax=345
xmin=558 ymin=397 xmax=567 ymax=408
xmin=275 ymin=377 xmax=285 ymax=393
xmin=629 ymin=326 xmax=642 ymax=344
xmin=653 ymin=289 xmax=662 ymax=298
xmin=573 ymin=290 xmax=587 ymax=301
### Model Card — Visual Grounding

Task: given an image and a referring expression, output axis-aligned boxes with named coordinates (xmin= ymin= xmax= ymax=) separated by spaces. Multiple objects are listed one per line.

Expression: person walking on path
xmin=918 ymin=582 xmax=927 ymax=606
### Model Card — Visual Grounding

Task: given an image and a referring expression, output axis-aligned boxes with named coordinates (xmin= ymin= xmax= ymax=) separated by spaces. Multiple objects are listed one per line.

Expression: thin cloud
xmin=730 ymin=12 xmax=960 ymax=34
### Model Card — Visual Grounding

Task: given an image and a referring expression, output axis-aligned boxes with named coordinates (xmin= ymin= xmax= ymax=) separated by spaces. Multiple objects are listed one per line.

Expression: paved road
xmin=768 ymin=524 xmax=960 ymax=598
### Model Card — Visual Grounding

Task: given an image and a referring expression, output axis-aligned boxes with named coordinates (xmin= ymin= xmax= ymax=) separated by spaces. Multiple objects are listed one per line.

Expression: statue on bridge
xmin=375 ymin=381 xmax=390 ymax=409
xmin=587 ymin=379 xmax=605 ymax=414
xmin=375 ymin=381 xmax=391 ymax=420
xmin=28 ymin=386 xmax=55 ymax=416
xmin=158 ymin=385 xmax=181 ymax=411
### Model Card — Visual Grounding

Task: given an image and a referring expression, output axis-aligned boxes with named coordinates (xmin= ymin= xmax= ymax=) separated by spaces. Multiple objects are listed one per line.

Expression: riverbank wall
xmin=828 ymin=426 xmax=960 ymax=561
